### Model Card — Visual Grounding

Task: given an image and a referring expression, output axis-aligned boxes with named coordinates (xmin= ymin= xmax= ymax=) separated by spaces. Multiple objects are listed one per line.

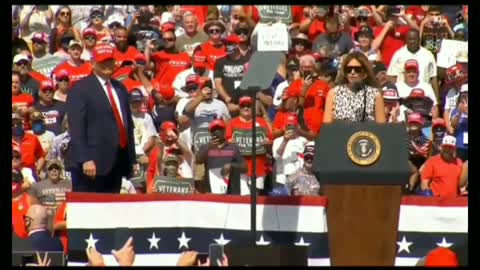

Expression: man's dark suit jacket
xmin=28 ymin=230 xmax=63 ymax=252
xmin=65 ymin=74 xmax=135 ymax=178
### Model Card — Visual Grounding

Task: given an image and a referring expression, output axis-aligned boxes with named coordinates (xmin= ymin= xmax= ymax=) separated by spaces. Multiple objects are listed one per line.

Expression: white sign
xmin=436 ymin=39 xmax=468 ymax=68
xmin=257 ymin=23 xmax=289 ymax=52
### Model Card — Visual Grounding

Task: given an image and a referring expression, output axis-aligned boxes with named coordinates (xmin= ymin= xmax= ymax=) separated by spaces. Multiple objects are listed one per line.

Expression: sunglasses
xmin=42 ymin=89 xmax=55 ymax=93
xmin=235 ymin=28 xmax=249 ymax=36
xmin=240 ymin=104 xmax=251 ymax=109
xmin=345 ymin=65 xmax=364 ymax=74
xmin=208 ymin=28 xmax=222 ymax=34
xmin=48 ymin=166 xmax=61 ymax=171
xmin=58 ymin=77 xmax=69 ymax=82
xmin=91 ymin=14 xmax=103 ymax=20
xmin=32 ymin=39 xmax=46 ymax=44
xmin=304 ymin=156 xmax=314 ymax=163
xmin=136 ymin=61 xmax=146 ymax=66
xmin=84 ymin=36 xmax=96 ymax=41
xmin=16 ymin=60 xmax=29 ymax=66
xmin=61 ymin=11 xmax=70 ymax=17
xmin=405 ymin=68 xmax=418 ymax=73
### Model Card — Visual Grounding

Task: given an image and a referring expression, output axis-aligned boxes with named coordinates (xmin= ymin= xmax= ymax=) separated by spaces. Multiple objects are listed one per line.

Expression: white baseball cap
xmin=442 ymin=135 xmax=457 ymax=147
xmin=13 ymin=54 xmax=30 ymax=64
xmin=460 ymin=84 xmax=468 ymax=93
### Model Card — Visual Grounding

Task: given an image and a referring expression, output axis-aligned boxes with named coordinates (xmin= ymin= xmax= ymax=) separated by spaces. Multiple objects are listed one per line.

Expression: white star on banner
xmin=436 ymin=237 xmax=453 ymax=248
xmin=256 ymin=235 xmax=271 ymax=246
xmin=214 ymin=233 xmax=231 ymax=246
xmin=177 ymin=232 xmax=191 ymax=249
xmin=85 ymin=233 xmax=99 ymax=249
xmin=397 ymin=236 xmax=413 ymax=254
xmin=148 ymin=232 xmax=161 ymax=250
xmin=294 ymin=237 xmax=310 ymax=246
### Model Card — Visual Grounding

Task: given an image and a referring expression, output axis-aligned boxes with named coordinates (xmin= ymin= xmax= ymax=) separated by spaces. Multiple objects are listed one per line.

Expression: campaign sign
xmin=153 ymin=176 xmax=195 ymax=195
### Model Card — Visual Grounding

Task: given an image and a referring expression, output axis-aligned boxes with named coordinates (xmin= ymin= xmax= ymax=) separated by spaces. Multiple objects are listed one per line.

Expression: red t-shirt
xmin=114 ymin=46 xmax=141 ymax=68
xmin=406 ymin=6 xmax=427 ymax=26
xmin=273 ymin=110 xmax=290 ymax=132
xmin=12 ymin=193 xmax=31 ymax=239
xmin=306 ymin=18 xmax=326 ymax=41
xmin=180 ymin=6 xmax=209 ymax=26
xmin=28 ymin=71 xmax=48 ymax=83
xmin=374 ymin=25 xmax=411 ymax=67
xmin=421 ymin=155 xmax=463 ymax=197
xmin=12 ymin=134 xmax=45 ymax=170
xmin=292 ymin=6 xmax=307 ymax=23
xmin=226 ymin=117 xmax=273 ymax=177
xmin=200 ymin=42 xmax=227 ymax=71
xmin=152 ymin=51 xmax=191 ymax=87
xmin=12 ymin=93 xmax=35 ymax=130
xmin=52 ymin=61 xmax=93 ymax=86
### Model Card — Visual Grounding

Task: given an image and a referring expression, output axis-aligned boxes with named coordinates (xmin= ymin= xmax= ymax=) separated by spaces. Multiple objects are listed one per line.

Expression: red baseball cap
xmin=225 ymin=34 xmax=241 ymax=44
xmin=409 ymin=88 xmax=425 ymax=99
xmin=404 ymin=59 xmax=419 ymax=71
xmin=239 ymin=96 xmax=253 ymax=107
xmin=54 ymin=69 xmax=70 ymax=81
xmin=159 ymin=85 xmax=175 ymax=101
xmin=408 ymin=112 xmax=425 ymax=126
xmin=383 ymin=89 xmax=399 ymax=100
xmin=160 ymin=121 xmax=178 ymax=132
xmin=186 ymin=74 xmax=200 ymax=85
xmin=32 ymin=32 xmax=48 ymax=43
xmin=161 ymin=22 xmax=176 ymax=33
xmin=283 ymin=82 xmax=301 ymax=100
xmin=209 ymin=119 xmax=226 ymax=131
xmin=40 ymin=80 xmax=55 ymax=91
xmin=424 ymin=248 xmax=459 ymax=266
xmin=432 ymin=118 xmax=446 ymax=128
xmin=92 ymin=44 xmax=115 ymax=63
xmin=285 ymin=113 xmax=298 ymax=126
xmin=82 ymin=27 xmax=97 ymax=38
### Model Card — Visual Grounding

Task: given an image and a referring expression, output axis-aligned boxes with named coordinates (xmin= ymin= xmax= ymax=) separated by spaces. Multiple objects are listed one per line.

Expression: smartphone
xmin=209 ymin=244 xmax=224 ymax=266
xmin=114 ymin=228 xmax=132 ymax=251
xmin=197 ymin=253 xmax=208 ymax=265
xmin=302 ymin=70 xmax=312 ymax=79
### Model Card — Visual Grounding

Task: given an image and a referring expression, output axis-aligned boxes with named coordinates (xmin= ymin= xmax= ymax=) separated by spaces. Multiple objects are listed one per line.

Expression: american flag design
xmin=66 ymin=194 xmax=467 ymax=266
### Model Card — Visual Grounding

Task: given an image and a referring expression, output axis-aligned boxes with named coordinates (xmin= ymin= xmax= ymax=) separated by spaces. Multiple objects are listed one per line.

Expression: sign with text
xmin=193 ymin=127 xmax=211 ymax=152
xmin=257 ymin=5 xmax=292 ymax=24
xmin=436 ymin=39 xmax=468 ymax=68
xmin=257 ymin=23 xmax=289 ymax=52
xmin=153 ymin=176 xmax=195 ymax=195
xmin=232 ymin=128 xmax=268 ymax=156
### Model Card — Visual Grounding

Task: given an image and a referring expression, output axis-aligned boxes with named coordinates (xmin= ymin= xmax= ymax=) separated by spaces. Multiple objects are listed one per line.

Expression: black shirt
xmin=34 ymin=100 xmax=66 ymax=135
xmin=214 ymin=54 xmax=249 ymax=103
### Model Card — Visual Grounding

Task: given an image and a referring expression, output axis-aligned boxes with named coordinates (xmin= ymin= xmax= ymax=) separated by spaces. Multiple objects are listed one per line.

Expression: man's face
xmin=183 ymin=15 xmax=197 ymax=34
xmin=12 ymin=74 xmax=21 ymax=94
xmin=284 ymin=97 xmax=298 ymax=111
xmin=239 ymin=102 xmax=252 ymax=119
xmin=207 ymin=26 xmax=222 ymax=40
xmin=384 ymin=100 xmax=397 ymax=114
xmin=32 ymin=39 xmax=47 ymax=54
xmin=130 ymin=101 xmax=143 ymax=113
xmin=440 ymin=145 xmax=455 ymax=161
xmin=14 ymin=60 xmax=30 ymax=75
xmin=12 ymin=151 xmax=21 ymax=169
xmin=405 ymin=68 xmax=419 ymax=84
xmin=47 ymin=165 xmax=61 ymax=181
xmin=304 ymin=154 xmax=314 ymax=170
xmin=68 ymin=45 xmax=83 ymax=60
xmin=94 ymin=59 xmax=116 ymax=78
xmin=211 ymin=128 xmax=226 ymax=141
xmin=57 ymin=77 xmax=70 ymax=91
xmin=326 ymin=21 xmax=339 ymax=36
xmin=41 ymin=88 xmax=55 ymax=102
xmin=162 ymin=31 xmax=176 ymax=49
xmin=164 ymin=161 xmax=179 ymax=176
xmin=408 ymin=122 xmax=422 ymax=135
xmin=406 ymin=31 xmax=420 ymax=52
xmin=300 ymin=62 xmax=315 ymax=75
xmin=114 ymin=29 xmax=128 ymax=50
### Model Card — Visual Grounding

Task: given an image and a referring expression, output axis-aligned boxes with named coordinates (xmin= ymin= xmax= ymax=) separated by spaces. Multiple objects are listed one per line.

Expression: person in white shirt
xmin=387 ymin=29 xmax=439 ymax=100
xmin=272 ymin=114 xmax=308 ymax=185
xmin=129 ymin=89 xmax=157 ymax=157
xmin=395 ymin=59 xmax=438 ymax=120
xmin=172 ymin=51 xmax=213 ymax=98
xmin=273 ymin=58 xmax=300 ymax=109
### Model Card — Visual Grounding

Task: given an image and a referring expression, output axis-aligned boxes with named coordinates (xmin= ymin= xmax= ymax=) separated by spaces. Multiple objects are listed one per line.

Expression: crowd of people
xmin=12 ymin=5 xmax=468 ymax=260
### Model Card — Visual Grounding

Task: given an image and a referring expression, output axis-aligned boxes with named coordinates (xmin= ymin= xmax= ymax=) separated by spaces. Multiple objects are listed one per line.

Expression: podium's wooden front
xmin=324 ymin=184 xmax=403 ymax=266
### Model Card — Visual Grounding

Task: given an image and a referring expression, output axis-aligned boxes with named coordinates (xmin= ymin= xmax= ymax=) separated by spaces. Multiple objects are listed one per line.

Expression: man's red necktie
xmin=105 ymin=81 xmax=127 ymax=148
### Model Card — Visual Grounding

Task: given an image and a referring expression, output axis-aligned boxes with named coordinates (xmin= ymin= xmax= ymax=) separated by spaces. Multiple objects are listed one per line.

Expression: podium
xmin=313 ymin=122 xmax=411 ymax=266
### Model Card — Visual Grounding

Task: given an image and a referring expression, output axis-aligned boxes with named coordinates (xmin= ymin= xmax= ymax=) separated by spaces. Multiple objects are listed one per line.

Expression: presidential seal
xmin=347 ymin=131 xmax=381 ymax=166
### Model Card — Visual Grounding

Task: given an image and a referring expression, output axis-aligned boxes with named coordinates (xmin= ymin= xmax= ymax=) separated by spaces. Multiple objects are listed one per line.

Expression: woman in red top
xmin=200 ymin=20 xmax=227 ymax=70
xmin=12 ymin=169 xmax=32 ymax=239
xmin=226 ymin=96 xmax=273 ymax=195
xmin=12 ymin=71 xmax=35 ymax=129
xmin=49 ymin=6 xmax=81 ymax=54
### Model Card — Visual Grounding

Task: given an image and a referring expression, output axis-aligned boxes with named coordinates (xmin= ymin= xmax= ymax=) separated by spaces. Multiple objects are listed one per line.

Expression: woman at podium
xmin=323 ymin=52 xmax=386 ymax=123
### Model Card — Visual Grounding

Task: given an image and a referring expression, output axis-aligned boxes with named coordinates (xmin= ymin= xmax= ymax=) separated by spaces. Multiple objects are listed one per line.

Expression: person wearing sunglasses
xmin=12 ymin=168 xmax=33 ymax=239
xmin=225 ymin=95 xmax=273 ymax=195
xmin=200 ymin=20 xmax=227 ymax=71
xmin=32 ymin=80 xmax=66 ymax=138
xmin=324 ymin=52 xmax=386 ymax=123
xmin=12 ymin=53 xmax=49 ymax=103
xmin=175 ymin=12 xmax=208 ymax=56
xmin=49 ymin=6 xmax=81 ymax=55
xmin=80 ymin=28 xmax=98 ymax=62
xmin=88 ymin=7 xmax=111 ymax=43
xmin=284 ymin=144 xmax=321 ymax=196
xmin=51 ymin=69 xmax=70 ymax=103
xmin=31 ymin=32 xmax=62 ymax=78
xmin=234 ymin=22 xmax=253 ymax=58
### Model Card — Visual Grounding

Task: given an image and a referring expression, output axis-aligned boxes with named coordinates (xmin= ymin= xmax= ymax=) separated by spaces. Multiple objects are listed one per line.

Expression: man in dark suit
xmin=66 ymin=44 xmax=135 ymax=193
xmin=25 ymin=205 xmax=63 ymax=252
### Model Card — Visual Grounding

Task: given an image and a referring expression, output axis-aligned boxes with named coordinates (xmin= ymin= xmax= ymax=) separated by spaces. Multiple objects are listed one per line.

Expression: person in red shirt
xmin=112 ymin=26 xmax=141 ymax=71
xmin=180 ymin=6 xmax=210 ymax=27
xmin=273 ymin=87 xmax=301 ymax=138
xmin=12 ymin=70 xmax=35 ymax=130
xmin=147 ymin=23 xmax=191 ymax=87
xmin=200 ymin=20 xmax=227 ymax=70
xmin=226 ymin=96 xmax=273 ymax=195
xmin=299 ymin=5 xmax=329 ymax=41
xmin=12 ymin=169 xmax=32 ymax=239
xmin=421 ymin=135 xmax=466 ymax=197
xmin=406 ymin=5 xmax=429 ymax=27
xmin=372 ymin=10 xmax=413 ymax=67
xmin=13 ymin=53 xmax=48 ymax=102
xmin=52 ymin=40 xmax=93 ymax=86
xmin=12 ymin=112 xmax=46 ymax=177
